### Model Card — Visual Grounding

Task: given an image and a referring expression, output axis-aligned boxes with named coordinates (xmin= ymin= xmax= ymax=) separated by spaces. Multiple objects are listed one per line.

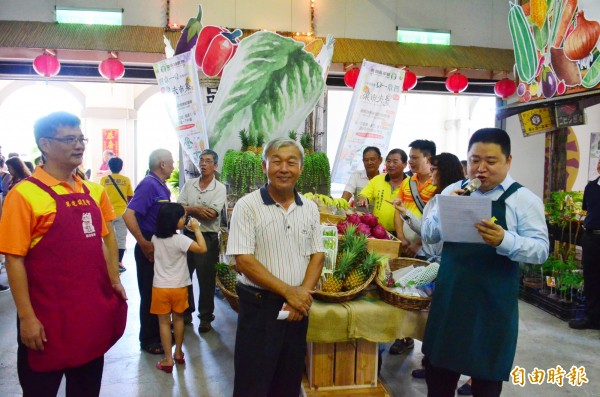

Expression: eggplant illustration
xmin=541 ymin=65 xmax=558 ymax=99
xmin=174 ymin=5 xmax=203 ymax=55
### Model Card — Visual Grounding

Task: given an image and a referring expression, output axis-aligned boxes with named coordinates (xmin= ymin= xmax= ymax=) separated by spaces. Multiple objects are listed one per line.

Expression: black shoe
xmin=389 ymin=338 xmax=414 ymax=355
xmin=198 ymin=322 xmax=213 ymax=333
xmin=0 ymin=284 xmax=10 ymax=293
xmin=568 ymin=318 xmax=600 ymax=330
xmin=457 ymin=382 xmax=472 ymax=395
xmin=183 ymin=313 xmax=193 ymax=325
xmin=411 ymin=368 xmax=426 ymax=379
xmin=198 ymin=314 xmax=215 ymax=333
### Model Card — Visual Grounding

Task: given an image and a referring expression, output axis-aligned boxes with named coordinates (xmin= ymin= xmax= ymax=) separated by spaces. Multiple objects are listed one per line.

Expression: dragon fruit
xmin=336 ymin=221 xmax=348 ymax=235
xmin=356 ymin=223 xmax=372 ymax=236
xmin=370 ymin=224 xmax=389 ymax=240
xmin=346 ymin=213 xmax=362 ymax=226
xmin=360 ymin=213 xmax=379 ymax=228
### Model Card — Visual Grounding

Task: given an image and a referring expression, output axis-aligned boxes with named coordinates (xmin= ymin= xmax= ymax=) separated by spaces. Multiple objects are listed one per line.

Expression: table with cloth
xmin=304 ymin=288 xmax=429 ymax=396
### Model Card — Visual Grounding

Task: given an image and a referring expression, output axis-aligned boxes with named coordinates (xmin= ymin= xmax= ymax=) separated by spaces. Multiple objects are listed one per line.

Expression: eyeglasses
xmin=430 ymin=166 xmax=438 ymax=172
xmin=199 ymin=159 xmax=214 ymax=165
xmin=45 ymin=136 xmax=89 ymax=145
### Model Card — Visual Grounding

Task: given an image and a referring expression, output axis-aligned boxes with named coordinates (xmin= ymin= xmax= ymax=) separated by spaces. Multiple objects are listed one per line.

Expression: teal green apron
xmin=422 ymin=182 xmax=522 ymax=381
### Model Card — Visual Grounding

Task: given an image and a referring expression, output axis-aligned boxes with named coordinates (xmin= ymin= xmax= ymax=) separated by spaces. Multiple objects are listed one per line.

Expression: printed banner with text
xmin=331 ymin=60 xmax=405 ymax=184
xmin=153 ymin=51 xmax=208 ymax=165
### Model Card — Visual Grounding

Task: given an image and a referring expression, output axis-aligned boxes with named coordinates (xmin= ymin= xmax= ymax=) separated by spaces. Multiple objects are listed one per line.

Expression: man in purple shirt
xmin=123 ymin=149 xmax=174 ymax=354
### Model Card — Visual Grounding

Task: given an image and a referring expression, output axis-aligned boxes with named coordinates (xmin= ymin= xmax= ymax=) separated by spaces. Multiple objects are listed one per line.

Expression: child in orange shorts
xmin=150 ymin=203 xmax=207 ymax=373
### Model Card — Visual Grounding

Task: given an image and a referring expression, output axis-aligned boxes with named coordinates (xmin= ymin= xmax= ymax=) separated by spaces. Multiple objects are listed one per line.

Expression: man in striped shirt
xmin=227 ymin=138 xmax=324 ymax=397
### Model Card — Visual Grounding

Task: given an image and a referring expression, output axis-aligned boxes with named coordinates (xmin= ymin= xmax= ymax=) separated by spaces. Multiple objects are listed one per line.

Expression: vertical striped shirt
xmin=226 ymin=186 xmax=324 ymax=288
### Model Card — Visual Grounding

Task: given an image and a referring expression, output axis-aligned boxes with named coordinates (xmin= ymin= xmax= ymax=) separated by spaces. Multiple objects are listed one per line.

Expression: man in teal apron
xmin=421 ymin=128 xmax=549 ymax=397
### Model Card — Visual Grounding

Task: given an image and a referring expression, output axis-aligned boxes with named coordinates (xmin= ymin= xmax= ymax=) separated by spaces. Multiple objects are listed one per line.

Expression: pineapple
xmin=239 ymin=129 xmax=250 ymax=152
xmin=216 ymin=262 xmax=238 ymax=292
xmin=322 ymin=250 xmax=356 ymax=293
xmin=288 ymin=130 xmax=298 ymax=141
xmin=256 ymin=131 xmax=265 ymax=154
xmin=343 ymin=251 xmax=382 ymax=290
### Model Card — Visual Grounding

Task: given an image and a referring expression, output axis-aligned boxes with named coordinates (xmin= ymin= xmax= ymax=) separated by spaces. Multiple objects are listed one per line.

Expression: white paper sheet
xmin=438 ymin=195 xmax=492 ymax=244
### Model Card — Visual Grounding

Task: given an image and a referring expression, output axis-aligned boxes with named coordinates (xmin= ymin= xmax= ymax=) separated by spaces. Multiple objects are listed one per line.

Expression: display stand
xmin=303 ymin=290 xmax=428 ymax=395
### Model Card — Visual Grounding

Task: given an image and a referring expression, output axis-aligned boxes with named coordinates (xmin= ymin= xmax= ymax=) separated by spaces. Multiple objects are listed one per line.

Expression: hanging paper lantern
xmin=33 ymin=52 xmax=61 ymax=78
xmin=99 ymin=57 xmax=125 ymax=81
xmin=445 ymin=72 xmax=469 ymax=94
xmin=402 ymin=69 xmax=417 ymax=91
xmin=494 ymin=78 xmax=517 ymax=100
xmin=344 ymin=68 xmax=360 ymax=89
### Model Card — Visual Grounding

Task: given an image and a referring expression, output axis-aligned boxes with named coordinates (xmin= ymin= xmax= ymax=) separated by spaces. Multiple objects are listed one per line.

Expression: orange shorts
xmin=150 ymin=287 xmax=189 ymax=314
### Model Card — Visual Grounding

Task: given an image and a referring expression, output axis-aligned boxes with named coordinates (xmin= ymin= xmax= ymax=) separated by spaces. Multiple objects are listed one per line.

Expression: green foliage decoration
xmin=297 ymin=152 xmax=331 ymax=195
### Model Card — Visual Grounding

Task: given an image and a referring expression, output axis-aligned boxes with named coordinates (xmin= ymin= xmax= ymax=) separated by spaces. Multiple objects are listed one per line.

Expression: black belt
xmin=236 ymin=283 xmax=284 ymax=303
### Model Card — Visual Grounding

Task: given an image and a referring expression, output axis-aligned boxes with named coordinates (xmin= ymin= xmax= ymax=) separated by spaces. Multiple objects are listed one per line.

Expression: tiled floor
xmin=0 ymin=246 xmax=599 ymax=396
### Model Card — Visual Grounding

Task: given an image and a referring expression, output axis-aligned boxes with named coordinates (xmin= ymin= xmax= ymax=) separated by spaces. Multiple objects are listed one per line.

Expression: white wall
xmin=0 ymin=0 xmax=513 ymax=48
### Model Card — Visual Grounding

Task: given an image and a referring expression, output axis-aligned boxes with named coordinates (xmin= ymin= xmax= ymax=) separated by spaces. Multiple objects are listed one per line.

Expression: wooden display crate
xmin=338 ymin=236 xmax=402 ymax=259
xmin=305 ymin=339 xmax=380 ymax=396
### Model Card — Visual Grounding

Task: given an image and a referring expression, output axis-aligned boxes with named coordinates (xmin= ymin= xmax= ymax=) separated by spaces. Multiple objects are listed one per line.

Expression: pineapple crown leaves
xmin=256 ymin=131 xmax=265 ymax=148
xmin=239 ymin=128 xmax=249 ymax=150
xmin=334 ymin=249 xmax=358 ymax=279
xmin=300 ymin=132 xmax=312 ymax=150
xmin=288 ymin=130 xmax=298 ymax=141
xmin=359 ymin=251 xmax=383 ymax=274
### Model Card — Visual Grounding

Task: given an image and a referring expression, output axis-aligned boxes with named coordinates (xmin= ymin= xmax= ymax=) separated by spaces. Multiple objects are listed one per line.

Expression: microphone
xmin=460 ymin=178 xmax=481 ymax=196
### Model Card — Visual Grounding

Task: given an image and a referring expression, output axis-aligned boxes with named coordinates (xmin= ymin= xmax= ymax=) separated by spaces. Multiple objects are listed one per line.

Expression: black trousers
xmin=582 ymin=232 xmax=600 ymax=323
xmin=17 ymin=321 xmax=104 ymax=397
xmin=233 ymin=284 xmax=308 ymax=397
xmin=135 ymin=233 xmax=160 ymax=348
xmin=425 ymin=358 xmax=502 ymax=397
xmin=185 ymin=231 xmax=219 ymax=322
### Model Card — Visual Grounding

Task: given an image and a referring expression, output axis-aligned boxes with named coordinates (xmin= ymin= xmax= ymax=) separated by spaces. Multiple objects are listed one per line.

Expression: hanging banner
xmin=153 ymin=51 xmax=208 ymax=165
xmin=102 ymin=129 xmax=119 ymax=156
xmin=331 ymin=60 xmax=405 ymax=184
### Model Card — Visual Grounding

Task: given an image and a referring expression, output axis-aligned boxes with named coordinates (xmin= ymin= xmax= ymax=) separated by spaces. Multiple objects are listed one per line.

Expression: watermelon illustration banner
xmin=331 ymin=60 xmax=405 ymax=184
xmin=509 ymin=0 xmax=600 ymax=102
xmin=153 ymin=51 xmax=208 ymax=165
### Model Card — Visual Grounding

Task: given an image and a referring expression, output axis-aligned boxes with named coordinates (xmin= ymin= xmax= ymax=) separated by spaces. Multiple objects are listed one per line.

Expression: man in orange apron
xmin=0 ymin=112 xmax=127 ymax=397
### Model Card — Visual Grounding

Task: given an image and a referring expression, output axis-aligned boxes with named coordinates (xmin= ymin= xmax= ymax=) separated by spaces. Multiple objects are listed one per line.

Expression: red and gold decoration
xmin=33 ymin=50 xmax=60 ymax=78
xmin=344 ymin=67 xmax=360 ymax=89
xmin=99 ymin=53 xmax=125 ymax=82
xmin=102 ymin=129 xmax=119 ymax=155
xmin=445 ymin=72 xmax=468 ymax=94
xmin=494 ymin=77 xmax=517 ymax=100
xmin=402 ymin=69 xmax=418 ymax=92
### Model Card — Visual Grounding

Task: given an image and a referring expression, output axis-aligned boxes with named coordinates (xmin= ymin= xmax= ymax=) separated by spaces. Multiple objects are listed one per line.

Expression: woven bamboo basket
xmin=313 ymin=266 xmax=378 ymax=303
xmin=375 ymin=257 xmax=432 ymax=311
xmin=216 ymin=269 xmax=239 ymax=313
xmin=319 ymin=212 xmax=346 ymax=224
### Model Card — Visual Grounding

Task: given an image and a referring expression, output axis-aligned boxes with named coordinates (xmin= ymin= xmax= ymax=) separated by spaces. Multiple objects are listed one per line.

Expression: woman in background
xmin=6 ymin=157 xmax=31 ymax=191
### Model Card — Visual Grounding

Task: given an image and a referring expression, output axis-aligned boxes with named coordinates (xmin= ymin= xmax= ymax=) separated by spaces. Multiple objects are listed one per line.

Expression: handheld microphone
xmin=460 ymin=178 xmax=481 ymax=196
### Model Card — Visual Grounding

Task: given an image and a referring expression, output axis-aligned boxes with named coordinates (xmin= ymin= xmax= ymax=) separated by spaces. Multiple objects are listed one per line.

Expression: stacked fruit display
xmin=336 ymin=213 xmax=390 ymax=240
xmin=304 ymin=192 xmax=350 ymax=211
xmin=320 ymin=225 xmax=382 ymax=293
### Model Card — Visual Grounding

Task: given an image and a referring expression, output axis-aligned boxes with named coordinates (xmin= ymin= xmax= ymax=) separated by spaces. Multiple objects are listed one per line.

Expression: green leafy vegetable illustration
xmin=206 ymin=32 xmax=325 ymax=152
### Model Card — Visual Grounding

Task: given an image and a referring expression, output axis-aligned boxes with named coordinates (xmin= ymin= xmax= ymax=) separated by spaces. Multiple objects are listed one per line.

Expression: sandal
xmin=142 ymin=344 xmax=164 ymax=355
xmin=156 ymin=360 xmax=173 ymax=374
xmin=174 ymin=352 xmax=185 ymax=365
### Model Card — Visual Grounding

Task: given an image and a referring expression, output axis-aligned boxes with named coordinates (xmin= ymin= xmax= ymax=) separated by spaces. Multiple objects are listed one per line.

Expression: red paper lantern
xmin=402 ymin=69 xmax=417 ymax=91
xmin=494 ymin=78 xmax=517 ymax=100
xmin=445 ymin=72 xmax=469 ymax=94
xmin=33 ymin=53 xmax=61 ymax=78
xmin=99 ymin=57 xmax=125 ymax=81
xmin=344 ymin=68 xmax=360 ymax=89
